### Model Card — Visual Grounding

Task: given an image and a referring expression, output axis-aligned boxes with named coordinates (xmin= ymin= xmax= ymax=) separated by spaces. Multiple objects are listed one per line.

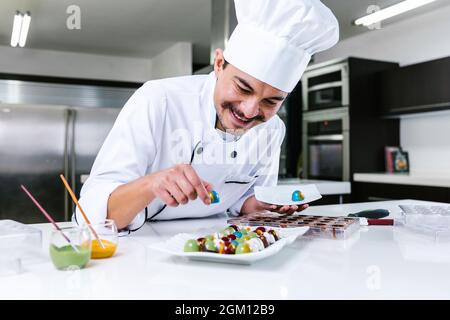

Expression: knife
xmin=347 ymin=208 xmax=390 ymax=219
xmin=348 ymin=209 xmax=393 ymax=226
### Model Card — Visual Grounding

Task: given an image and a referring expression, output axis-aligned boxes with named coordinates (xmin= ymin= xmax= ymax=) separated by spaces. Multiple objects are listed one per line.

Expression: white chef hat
xmin=223 ymin=0 xmax=339 ymax=93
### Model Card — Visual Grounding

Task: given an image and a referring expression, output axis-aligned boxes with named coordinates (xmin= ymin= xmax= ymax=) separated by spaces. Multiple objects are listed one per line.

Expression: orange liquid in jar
xmin=91 ymin=239 xmax=117 ymax=259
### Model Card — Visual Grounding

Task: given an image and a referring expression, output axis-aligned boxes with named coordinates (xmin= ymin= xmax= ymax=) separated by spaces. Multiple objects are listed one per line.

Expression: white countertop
xmin=2 ymin=199 xmax=450 ymax=300
xmin=354 ymin=173 xmax=450 ymax=188
xmin=278 ymin=178 xmax=351 ymax=195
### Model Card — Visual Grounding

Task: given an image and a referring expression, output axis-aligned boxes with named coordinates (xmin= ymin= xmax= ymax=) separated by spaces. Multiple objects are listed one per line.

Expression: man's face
xmin=213 ymin=49 xmax=288 ymax=133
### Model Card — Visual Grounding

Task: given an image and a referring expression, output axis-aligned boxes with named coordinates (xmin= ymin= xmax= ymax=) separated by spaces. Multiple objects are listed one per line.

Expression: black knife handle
xmin=348 ymin=209 xmax=390 ymax=219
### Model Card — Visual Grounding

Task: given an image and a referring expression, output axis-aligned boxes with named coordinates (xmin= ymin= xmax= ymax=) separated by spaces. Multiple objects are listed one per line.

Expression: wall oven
xmin=302 ymin=107 xmax=350 ymax=181
xmin=302 ymin=61 xmax=349 ymax=112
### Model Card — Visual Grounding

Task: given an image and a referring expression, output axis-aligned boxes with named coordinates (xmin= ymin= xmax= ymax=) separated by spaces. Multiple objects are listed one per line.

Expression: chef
xmin=75 ymin=0 xmax=339 ymax=233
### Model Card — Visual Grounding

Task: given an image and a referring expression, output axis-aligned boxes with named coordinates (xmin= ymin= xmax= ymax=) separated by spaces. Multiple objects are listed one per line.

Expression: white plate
xmin=255 ymin=184 xmax=322 ymax=206
xmin=148 ymin=226 xmax=309 ymax=265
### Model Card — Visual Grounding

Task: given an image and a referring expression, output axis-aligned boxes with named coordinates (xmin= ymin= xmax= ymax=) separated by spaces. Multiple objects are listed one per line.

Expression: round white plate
xmin=148 ymin=226 xmax=309 ymax=265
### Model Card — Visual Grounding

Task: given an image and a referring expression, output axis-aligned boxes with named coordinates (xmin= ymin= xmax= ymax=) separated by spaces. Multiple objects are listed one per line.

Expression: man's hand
xmin=240 ymin=195 xmax=309 ymax=215
xmin=148 ymin=164 xmax=213 ymax=207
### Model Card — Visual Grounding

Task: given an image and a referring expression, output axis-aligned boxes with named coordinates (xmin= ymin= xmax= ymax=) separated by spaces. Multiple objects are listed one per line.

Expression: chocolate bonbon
xmin=183 ymin=225 xmax=281 ymax=254
xmin=209 ymin=191 xmax=220 ymax=204
xmin=291 ymin=190 xmax=305 ymax=202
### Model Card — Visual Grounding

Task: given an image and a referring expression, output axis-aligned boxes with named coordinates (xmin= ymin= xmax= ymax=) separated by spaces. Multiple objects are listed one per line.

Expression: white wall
xmin=314 ymin=5 xmax=450 ymax=175
xmin=400 ymin=110 xmax=450 ymax=176
xmin=150 ymin=42 xmax=193 ymax=80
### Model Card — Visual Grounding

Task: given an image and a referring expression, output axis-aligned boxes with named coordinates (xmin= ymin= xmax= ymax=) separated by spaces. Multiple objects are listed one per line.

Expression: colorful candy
xmin=184 ymin=239 xmax=200 ymax=252
xmin=227 ymin=234 xmax=236 ymax=240
xmin=233 ymin=231 xmax=242 ymax=238
xmin=221 ymin=226 xmax=235 ymax=236
xmin=183 ymin=225 xmax=281 ymax=255
xmin=209 ymin=191 xmax=220 ymax=204
xmin=235 ymin=242 xmax=251 ymax=254
xmin=292 ymin=190 xmax=305 ymax=202
xmin=204 ymin=240 xmax=217 ymax=252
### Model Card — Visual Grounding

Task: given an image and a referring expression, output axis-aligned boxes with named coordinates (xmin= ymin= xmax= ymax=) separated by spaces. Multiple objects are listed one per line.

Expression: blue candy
xmin=209 ymin=190 xmax=220 ymax=204
xmin=292 ymin=190 xmax=305 ymax=202
xmin=233 ymin=231 xmax=242 ymax=238
xmin=231 ymin=240 xmax=240 ymax=247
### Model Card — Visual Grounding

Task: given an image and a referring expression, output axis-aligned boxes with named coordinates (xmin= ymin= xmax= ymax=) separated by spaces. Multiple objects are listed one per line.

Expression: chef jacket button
xmin=196 ymin=146 xmax=203 ymax=154
xmin=230 ymin=151 xmax=237 ymax=158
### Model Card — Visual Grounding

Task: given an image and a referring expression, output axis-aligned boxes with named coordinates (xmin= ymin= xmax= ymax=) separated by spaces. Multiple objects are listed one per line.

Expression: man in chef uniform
xmin=75 ymin=0 xmax=339 ymax=233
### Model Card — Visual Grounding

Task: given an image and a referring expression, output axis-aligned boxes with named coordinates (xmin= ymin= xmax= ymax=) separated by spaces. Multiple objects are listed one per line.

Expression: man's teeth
xmin=232 ymin=110 xmax=249 ymax=122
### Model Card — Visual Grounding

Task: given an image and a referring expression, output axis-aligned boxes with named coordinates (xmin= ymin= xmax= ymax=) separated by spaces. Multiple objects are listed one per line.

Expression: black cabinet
xmin=353 ymin=182 xmax=450 ymax=203
xmin=379 ymin=56 xmax=450 ymax=116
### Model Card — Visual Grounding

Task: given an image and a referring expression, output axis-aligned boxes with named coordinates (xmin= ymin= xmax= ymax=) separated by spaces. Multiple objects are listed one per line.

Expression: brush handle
xmin=21 ymin=185 xmax=79 ymax=252
xmin=59 ymin=174 xmax=105 ymax=249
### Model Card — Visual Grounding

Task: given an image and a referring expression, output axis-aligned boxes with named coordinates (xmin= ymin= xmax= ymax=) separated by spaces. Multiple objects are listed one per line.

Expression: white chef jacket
xmin=74 ymin=72 xmax=285 ymax=232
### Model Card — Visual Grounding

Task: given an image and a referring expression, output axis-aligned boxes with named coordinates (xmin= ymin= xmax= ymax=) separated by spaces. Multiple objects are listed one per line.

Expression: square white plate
xmin=148 ymin=226 xmax=309 ymax=265
xmin=255 ymin=184 xmax=322 ymax=206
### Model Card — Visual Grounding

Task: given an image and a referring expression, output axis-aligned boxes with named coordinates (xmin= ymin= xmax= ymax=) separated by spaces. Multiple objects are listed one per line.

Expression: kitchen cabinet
xmin=352 ymin=182 xmax=450 ymax=203
xmin=379 ymin=56 xmax=450 ymax=116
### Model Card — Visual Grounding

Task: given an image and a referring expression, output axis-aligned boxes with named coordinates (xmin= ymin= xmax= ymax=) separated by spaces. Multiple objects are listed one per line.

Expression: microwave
xmin=302 ymin=61 xmax=349 ymax=112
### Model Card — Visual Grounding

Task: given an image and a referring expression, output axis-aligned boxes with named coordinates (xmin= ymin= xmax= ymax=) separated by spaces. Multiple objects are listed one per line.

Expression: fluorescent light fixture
xmin=10 ymin=11 xmax=22 ymax=47
xmin=354 ymin=0 xmax=438 ymax=26
xmin=10 ymin=11 xmax=31 ymax=47
xmin=19 ymin=12 xmax=31 ymax=47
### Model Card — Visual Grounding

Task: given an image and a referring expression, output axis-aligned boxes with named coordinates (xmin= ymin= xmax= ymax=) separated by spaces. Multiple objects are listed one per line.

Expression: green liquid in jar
xmin=49 ymin=244 xmax=90 ymax=270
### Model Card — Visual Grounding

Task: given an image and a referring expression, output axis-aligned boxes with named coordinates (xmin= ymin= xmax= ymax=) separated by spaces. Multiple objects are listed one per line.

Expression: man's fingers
xmin=156 ymin=189 xmax=179 ymax=207
xmin=278 ymin=205 xmax=290 ymax=213
xmin=285 ymin=205 xmax=298 ymax=215
xmin=258 ymin=201 xmax=276 ymax=211
xmin=177 ymin=178 xmax=197 ymax=201
xmin=167 ymin=183 xmax=188 ymax=205
xmin=201 ymin=180 xmax=214 ymax=192
xmin=299 ymin=204 xmax=309 ymax=211
xmin=183 ymin=165 xmax=211 ymax=205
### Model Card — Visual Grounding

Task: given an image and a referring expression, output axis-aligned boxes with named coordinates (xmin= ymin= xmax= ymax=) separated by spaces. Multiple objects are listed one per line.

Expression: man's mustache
xmin=222 ymin=102 xmax=265 ymax=122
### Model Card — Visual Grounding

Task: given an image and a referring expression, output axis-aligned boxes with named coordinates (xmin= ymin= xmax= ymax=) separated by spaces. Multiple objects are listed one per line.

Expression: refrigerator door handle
xmin=64 ymin=108 xmax=75 ymax=221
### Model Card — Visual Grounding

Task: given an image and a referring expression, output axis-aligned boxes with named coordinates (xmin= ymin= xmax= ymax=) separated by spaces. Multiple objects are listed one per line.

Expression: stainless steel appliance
xmin=70 ymin=107 xmax=121 ymax=215
xmin=0 ymin=79 xmax=136 ymax=108
xmin=301 ymin=58 xmax=400 ymax=185
xmin=277 ymin=103 xmax=288 ymax=176
xmin=0 ymin=75 xmax=138 ymax=223
xmin=302 ymin=60 xmax=349 ymax=112
xmin=0 ymin=103 xmax=121 ymax=223
xmin=303 ymin=107 xmax=349 ymax=181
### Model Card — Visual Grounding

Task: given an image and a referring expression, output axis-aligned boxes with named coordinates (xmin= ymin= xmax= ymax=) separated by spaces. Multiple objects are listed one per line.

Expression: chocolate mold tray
xmin=227 ymin=214 xmax=360 ymax=240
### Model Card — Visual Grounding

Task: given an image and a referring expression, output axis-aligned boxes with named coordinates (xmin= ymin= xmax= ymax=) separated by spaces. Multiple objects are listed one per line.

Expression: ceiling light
xmin=19 ymin=12 xmax=31 ymax=47
xmin=354 ymin=0 xmax=438 ymax=27
xmin=10 ymin=11 xmax=22 ymax=47
xmin=10 ymin=11 xmax=31 ymax=47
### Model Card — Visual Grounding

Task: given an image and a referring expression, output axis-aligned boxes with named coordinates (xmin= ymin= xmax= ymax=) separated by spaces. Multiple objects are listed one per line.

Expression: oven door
xmin=307 ymin=135 xmax=343 ymax=181
xmin=302 ymin=108 xmax=350 ymax=181
xmin=308 ymin=83 xmax=343 ymax=111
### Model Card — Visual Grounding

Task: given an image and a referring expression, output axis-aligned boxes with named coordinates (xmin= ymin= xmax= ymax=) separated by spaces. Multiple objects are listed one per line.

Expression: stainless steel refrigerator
xmin=0 ymin=103 xmax=121 ymax=223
